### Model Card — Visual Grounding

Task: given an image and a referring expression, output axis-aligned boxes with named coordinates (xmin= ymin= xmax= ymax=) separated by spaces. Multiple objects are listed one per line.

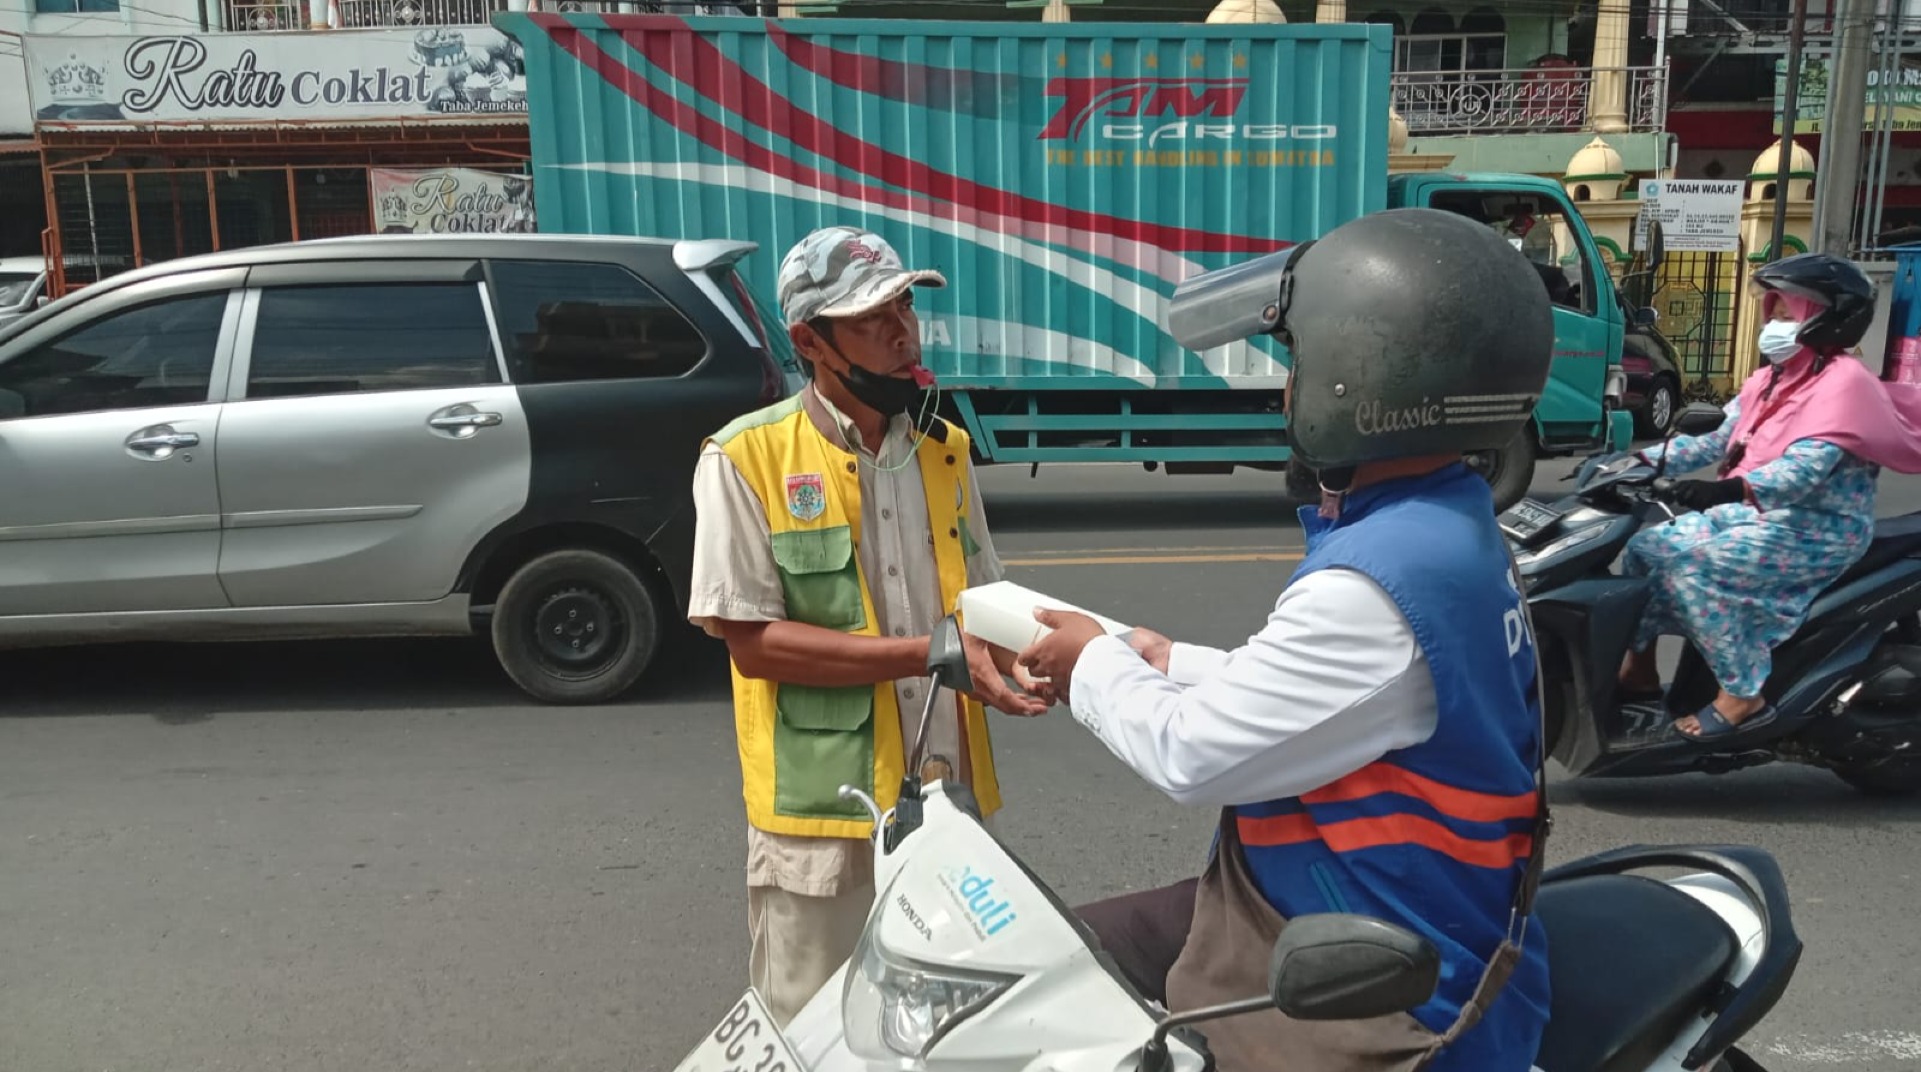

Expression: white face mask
xmin=1758 ymin=319 xmax=1804 ymax=363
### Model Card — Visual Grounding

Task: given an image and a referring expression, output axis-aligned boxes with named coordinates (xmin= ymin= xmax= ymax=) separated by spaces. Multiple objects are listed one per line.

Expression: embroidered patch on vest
xmin=785 ymin=473 xmax=827 ymax=521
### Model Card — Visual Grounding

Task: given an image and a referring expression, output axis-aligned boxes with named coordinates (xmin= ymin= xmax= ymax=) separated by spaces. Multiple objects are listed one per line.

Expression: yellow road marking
xmin=998 ymin=545 xmax=1298 ymax=564
xmin=1005 ymin=550 xmax=1306 ymax=567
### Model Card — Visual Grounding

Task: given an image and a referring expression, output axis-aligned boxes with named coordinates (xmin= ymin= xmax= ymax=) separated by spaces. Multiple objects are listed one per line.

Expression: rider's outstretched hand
xmin=962 ymin=632 xmax=1050 ymax=717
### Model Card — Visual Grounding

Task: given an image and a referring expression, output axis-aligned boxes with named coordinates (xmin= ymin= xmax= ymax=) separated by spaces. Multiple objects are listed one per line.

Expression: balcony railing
xmin=1391 ymin=66 xmax=1669 ymax=136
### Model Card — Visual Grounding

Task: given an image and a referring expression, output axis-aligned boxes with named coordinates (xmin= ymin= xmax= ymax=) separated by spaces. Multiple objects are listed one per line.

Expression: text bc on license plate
xmin=671 ymin=989 xmax=807 ymax=1072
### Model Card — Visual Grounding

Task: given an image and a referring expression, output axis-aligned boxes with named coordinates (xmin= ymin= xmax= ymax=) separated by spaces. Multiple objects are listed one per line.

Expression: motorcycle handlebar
xmin=1566 ymin=458 xmax=1686 ymax=518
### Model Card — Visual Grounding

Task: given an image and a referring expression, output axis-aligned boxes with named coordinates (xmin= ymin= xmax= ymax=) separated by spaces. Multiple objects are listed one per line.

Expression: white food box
xmin=957 ymin=580 xmax=1132 ymax=656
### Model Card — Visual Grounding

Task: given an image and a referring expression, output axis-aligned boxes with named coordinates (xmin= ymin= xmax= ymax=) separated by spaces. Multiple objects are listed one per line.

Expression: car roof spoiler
xmin=674 ymin=239 xmax=758 ymax=274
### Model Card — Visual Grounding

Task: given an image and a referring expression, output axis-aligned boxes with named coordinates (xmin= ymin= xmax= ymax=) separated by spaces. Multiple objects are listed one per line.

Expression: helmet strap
xmin=1316 ymin=465 xmax=1358 ymax=520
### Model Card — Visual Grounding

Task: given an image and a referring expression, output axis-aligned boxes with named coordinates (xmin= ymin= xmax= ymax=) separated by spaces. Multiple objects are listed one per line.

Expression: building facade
xmin=4 ymin=0 xmax=757 ymax=291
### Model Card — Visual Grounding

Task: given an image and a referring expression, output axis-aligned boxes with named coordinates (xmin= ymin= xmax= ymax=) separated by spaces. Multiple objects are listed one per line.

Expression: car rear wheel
xmin=491 ymin=548 xmax=661 ymax=705
xmin=1636 ymin=377 xmax=1677 ymax=439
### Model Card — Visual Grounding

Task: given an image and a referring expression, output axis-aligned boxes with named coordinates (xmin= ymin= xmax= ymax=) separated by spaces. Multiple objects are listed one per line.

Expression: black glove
xmin=1660 ymin=477 xmax=1747 ymax=512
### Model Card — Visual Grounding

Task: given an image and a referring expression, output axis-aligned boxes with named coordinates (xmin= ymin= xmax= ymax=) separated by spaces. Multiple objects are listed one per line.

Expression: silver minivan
xmin=0 ymin=234 xmax=791 ymax=703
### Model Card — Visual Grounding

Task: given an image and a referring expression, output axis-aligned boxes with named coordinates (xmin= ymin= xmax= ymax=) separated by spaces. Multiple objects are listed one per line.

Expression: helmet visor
xmin=1748 ymin=278 xmax=1824 ymax=321
xmin=1166 ymin=243 xmax=1310 ymax=353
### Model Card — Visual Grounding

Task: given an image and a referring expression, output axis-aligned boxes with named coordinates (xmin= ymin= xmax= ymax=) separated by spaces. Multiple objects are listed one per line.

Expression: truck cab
xmin=1390 ymin=173 xmax=1638 ymax=506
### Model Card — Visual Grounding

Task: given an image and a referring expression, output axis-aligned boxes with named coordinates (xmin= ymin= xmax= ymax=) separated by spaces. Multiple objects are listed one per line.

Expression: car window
xmin=246 ymin=282 xmax=499 ymax=400
xmin=0 ymin=291 xmax=226 ymax=419
xmin=490 ymin=259 xmax=708 ymax=384
xmin=1431 ymin=192 xmax=1593 ymax=315
xmin=0 ymin=273 xmax=40 ymax=307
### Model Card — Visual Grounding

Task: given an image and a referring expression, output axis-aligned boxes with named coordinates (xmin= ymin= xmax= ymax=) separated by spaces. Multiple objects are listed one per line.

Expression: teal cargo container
xmin=499 ymin=13 xmax=1639 ymax=508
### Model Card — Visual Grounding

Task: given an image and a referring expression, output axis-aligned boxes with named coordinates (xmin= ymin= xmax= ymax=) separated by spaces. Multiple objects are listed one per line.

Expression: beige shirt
xmin=689 ymin=386 xmax=1005 ymax=897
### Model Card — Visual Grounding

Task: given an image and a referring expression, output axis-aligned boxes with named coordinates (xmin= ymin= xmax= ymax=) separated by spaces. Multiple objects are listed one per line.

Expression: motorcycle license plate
xmin=1499 ymin=498 xmax=1564 ymax=546
xmin=672 ymin=989 xmax=808 ymax=1072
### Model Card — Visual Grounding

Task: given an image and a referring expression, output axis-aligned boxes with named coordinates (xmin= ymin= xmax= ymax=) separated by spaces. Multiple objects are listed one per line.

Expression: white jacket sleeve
xmin=1066 ymin=568 xmax=1439 ymax=806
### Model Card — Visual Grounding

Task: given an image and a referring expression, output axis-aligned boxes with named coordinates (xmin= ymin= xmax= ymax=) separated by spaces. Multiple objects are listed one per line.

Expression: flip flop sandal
xmin=1676 ymin=702 xmax=1778 ymax=741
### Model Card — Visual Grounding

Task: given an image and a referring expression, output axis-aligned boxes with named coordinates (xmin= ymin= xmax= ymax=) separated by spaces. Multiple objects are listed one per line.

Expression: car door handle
xmin=428 ymin=412 xmax=502 ymax=430
xmin=127 ymin=431 xmax=199 ymax=451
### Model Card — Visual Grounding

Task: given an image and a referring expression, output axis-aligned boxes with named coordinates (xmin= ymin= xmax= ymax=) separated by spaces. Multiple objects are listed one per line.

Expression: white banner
xmin=24 ymin=27 xmax=526 ymax=125
xmin=371 ymin=167 xmax=535 ymax=235
xmin=1634 ymin=179 xmax=1745 ymax=253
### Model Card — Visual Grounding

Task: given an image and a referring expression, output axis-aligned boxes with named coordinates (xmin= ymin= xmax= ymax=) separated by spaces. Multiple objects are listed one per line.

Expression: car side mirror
xmin=926 ymin=614 xmax=974 ymax=696
xmin=1267 ymin=914 xmax=1440 ymax=1022
xmin=1675 ymin=402 xmax=1725 ymax=437
xmin=35 ymin=294 xmax=48 ymax=308
xmin=1632 ymin=306 xmax=1659 ymax=328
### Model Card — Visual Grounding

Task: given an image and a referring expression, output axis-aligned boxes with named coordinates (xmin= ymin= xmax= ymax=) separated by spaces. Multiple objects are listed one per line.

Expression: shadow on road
xmin=0 ymin=625 xmax=735 ymax=720
xmin=1548 ymin=766 xmax=1921 ymax=826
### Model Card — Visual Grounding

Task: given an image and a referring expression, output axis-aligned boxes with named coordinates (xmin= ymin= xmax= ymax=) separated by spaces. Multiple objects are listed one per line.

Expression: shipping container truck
xmin=498 ymin=13 xmax=1642 ymax=510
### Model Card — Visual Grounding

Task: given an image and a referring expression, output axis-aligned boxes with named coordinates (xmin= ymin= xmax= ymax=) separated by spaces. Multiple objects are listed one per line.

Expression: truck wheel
xmin=1833 ymin=761 xmax=1921 ymax=797
xmin=1635 ymin=377 xmax=1678 ymax=439
xmin=491 ymin=548 xmax=661 ymax=705
xmin=1471 ymin=430 xmax=1537 ymax=513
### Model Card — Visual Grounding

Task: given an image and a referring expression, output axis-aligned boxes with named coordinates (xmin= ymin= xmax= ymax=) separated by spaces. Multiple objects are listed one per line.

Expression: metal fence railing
xmin=1391 ymin=66 xmax=1669 ymax=136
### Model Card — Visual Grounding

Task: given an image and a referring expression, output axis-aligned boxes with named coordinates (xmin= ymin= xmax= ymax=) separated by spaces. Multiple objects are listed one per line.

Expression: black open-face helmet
xmin=1748 ymin=252 xmax=1876 ymax=355
xmin=1166 ymin=207 xmax=1555 ymax=471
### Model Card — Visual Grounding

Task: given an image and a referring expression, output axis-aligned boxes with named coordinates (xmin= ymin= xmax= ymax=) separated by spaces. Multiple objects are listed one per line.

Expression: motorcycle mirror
xmin=1674 ymin=402 xmax=1725 ymax=437
xmin=1267 ymin=914 xmax=1440 ymax=1022
xmin=926 ymin=614 xmax=975 ymax=696
xmin=1135 ymin=914 xmax=1439 ymax=1072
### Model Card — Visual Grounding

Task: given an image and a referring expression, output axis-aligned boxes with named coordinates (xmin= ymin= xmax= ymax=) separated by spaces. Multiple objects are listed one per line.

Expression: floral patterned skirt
xmin=1622 ymin=504 xmax=1872 ymax=697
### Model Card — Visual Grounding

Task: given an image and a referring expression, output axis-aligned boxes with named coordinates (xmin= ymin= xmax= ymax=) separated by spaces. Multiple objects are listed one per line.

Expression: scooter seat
xmin=1829 ymin=512 xmax=1921 ymax=589
xmin=1533 ymin=874 xmax=1738 ymax=1072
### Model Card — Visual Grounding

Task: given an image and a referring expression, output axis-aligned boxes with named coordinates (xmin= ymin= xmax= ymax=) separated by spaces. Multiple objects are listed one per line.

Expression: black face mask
xmin=833 ymin=362 xmax=939 ymax=432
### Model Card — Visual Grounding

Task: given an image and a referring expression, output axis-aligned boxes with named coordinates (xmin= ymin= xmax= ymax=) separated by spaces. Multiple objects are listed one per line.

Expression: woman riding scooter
xmin=1617 ymin=252 xmax=1921 ymax=740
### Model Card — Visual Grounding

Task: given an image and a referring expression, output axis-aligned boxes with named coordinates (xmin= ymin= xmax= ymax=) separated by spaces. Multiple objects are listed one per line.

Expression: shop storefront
xmin=23 ymin=25 xmax=535 ymax=297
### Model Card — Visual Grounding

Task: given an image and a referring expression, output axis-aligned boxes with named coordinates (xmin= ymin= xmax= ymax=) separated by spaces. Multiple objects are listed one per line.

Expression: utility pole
xmin=1769 ymin=0 xmax=1811 ymax=263
xmin=1814 ymin=0 xmax=1874 ymax=255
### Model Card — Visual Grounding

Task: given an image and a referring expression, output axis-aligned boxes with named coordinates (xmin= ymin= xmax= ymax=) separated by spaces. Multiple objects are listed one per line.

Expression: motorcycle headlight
xmin=841 ymin=921 xmax=1017 ymax=1059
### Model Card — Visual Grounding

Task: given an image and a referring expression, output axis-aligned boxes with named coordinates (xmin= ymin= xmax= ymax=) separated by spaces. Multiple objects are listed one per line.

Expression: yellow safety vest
xmin=709 ymin=393 xmax=1001 ymax=840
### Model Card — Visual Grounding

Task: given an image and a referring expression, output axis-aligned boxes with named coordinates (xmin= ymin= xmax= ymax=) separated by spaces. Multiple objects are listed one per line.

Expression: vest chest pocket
xmin=770 ymin=526 xmax=867 ymax=632
xmin=774 ymin=684 xmax=876 ymax=819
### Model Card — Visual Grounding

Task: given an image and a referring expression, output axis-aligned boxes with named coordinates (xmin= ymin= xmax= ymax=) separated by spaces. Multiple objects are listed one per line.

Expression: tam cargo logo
xmin=1039 ymin=77 xmax=1337 ymax=146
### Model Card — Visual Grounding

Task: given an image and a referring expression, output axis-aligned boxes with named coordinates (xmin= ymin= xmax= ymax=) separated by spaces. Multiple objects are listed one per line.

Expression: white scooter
xmin=673 ymin=616 xmax=1803 ymax=1072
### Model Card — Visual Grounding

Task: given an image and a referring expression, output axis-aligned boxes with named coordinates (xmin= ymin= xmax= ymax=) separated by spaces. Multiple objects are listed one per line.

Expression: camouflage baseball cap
xmin=777 ymin=225 xmax=946 ymax=327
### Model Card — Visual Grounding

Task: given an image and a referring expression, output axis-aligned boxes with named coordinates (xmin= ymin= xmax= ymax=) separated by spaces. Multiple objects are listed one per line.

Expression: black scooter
xmin=1499 ymin=402 xmax=1921 ymax=795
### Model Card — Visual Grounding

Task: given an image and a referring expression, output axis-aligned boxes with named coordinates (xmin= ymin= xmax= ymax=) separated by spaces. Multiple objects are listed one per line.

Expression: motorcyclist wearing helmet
xmin=1615 ymin=252 xmax=1921 ymax=740
xmin=1016 ymin=208 xmax=1553 ymax=1072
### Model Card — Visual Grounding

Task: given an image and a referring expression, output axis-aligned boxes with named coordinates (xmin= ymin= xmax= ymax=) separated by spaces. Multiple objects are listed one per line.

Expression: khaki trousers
xmin=747 ymin=880 xmax=876 ymax=1027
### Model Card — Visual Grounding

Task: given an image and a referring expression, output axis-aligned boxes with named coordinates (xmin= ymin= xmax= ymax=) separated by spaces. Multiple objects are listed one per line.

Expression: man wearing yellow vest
xmin=688 ymin=225 xmax=1049 ymax=1026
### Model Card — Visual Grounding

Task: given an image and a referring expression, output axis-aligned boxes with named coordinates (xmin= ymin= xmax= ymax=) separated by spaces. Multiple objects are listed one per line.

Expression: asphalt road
xmin=3 ymin=460 xmax=1920 ymax=1072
